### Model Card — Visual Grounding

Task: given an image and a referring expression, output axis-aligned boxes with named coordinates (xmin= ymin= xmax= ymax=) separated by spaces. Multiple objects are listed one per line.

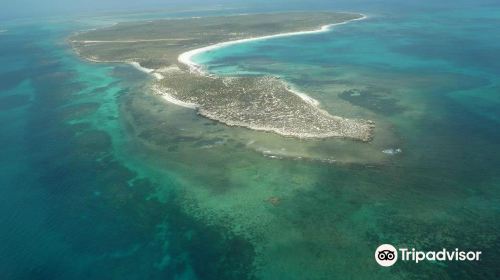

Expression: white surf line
xmin=287 ymin=86 xmax=320 ymax=107
xmin=128 ymin=62 xmax=165 ymax=80
xmin=178 ymin=14 xmax=368 ymax=106
xmin=152 ymin=85 xmax=198 ymax=109
xmin=128 ymin=61 xmax=154 ymax=73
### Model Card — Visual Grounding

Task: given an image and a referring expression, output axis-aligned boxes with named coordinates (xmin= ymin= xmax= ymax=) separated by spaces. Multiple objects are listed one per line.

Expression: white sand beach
xmin=177 ymin=14 xmax=367 ymax=106
xmin=178 ymin=14 xmax=367 ymax=74
xmin=152 ymin=85 xmax=198 ymax=109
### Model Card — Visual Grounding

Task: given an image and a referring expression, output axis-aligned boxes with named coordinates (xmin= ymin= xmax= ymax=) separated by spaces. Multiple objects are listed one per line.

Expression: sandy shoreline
xmin=287 ymin=86 xmax=320 ymax=106
xmin=176 ymin=13 xmax=367 ymax=106
xmin=178 ymin=14 xmax=367 ymax=74
xmin=152 ymin=84 xmax=198 ymax=109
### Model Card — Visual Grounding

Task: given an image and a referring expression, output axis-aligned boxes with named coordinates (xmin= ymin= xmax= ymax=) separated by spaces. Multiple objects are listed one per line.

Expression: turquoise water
xmin=1 ymin=1 xmax=499 ymax=279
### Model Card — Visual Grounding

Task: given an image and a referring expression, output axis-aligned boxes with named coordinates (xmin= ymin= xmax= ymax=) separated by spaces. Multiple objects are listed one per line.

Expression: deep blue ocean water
xmin=1 ymin=1 xmax=499 ymax=279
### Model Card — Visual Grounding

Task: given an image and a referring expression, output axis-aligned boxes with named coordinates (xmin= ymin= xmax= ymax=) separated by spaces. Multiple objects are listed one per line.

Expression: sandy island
xmin=70 ymin=12 xmax=374 ymax=141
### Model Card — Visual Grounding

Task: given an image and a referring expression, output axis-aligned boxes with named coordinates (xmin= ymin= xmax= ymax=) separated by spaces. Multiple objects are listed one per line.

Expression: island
xmin=70 ymin=12 xmax=374 ymax=141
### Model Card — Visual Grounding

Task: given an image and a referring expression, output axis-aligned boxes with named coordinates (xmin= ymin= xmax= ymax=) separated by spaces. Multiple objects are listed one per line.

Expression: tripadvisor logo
xmin=375 ymin=244 xmax=482 ymax=267
xmin=375 ymin=244 xmax=398 ymax=267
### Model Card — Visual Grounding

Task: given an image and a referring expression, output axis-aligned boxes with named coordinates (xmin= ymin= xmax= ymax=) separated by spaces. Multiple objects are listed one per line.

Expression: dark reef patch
xmin=59 ymin=102 xmax=100 ymax=120
xmin=340 ymin=88 xmax=405 ymax=115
